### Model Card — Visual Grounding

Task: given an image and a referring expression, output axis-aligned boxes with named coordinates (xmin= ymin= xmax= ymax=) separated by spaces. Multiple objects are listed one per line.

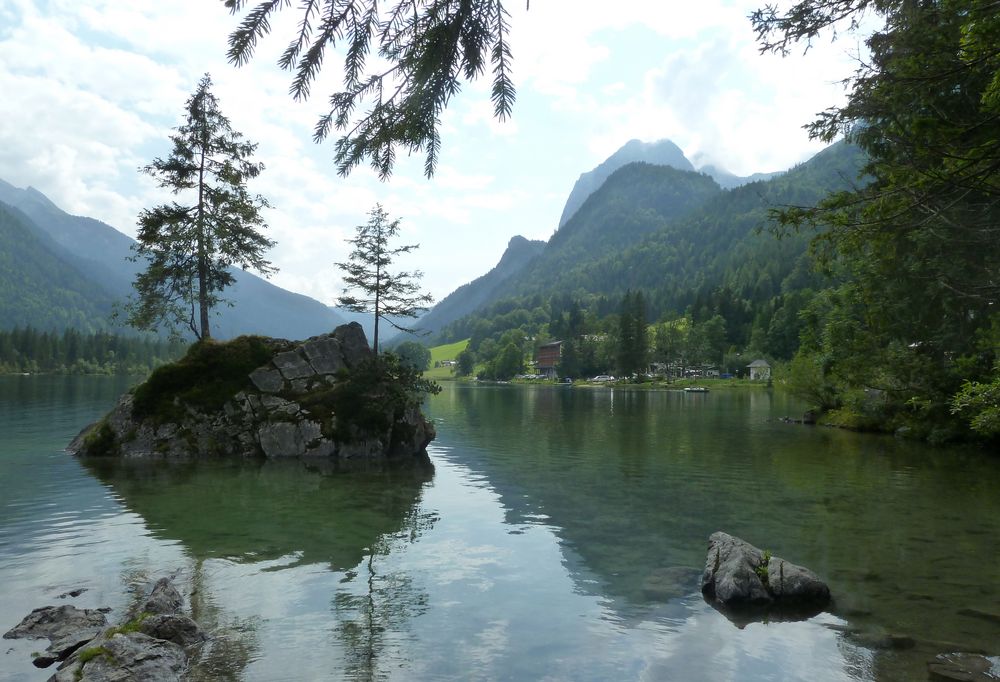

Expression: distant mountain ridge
xmin=558 ymin=139 xmax=694 ymax=227
xmin=413 ymin=235 xmax=546 ymax=338
xmin=0 ymin=179 xmax=344 ymax=339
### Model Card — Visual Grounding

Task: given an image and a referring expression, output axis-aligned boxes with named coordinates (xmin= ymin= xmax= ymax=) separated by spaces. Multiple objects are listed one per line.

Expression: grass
xmin=131 ymin=336 xmax=289 ymax=423
xmin=423 ymin=339 xmax=469 ymax=381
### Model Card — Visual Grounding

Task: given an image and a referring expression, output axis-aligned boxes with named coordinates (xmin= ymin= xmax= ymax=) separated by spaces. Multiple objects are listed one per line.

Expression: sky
xmin=0 ymin=0 xmax=865 ymax=305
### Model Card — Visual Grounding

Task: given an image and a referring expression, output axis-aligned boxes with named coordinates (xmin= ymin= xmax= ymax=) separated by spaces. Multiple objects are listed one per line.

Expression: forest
xmin=0 ymin=327 xmax=186 ymax=375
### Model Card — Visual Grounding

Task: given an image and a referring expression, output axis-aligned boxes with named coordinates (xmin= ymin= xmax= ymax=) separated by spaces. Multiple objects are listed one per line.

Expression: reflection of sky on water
xmin=3 ymin=378 xmax=997 ymax=681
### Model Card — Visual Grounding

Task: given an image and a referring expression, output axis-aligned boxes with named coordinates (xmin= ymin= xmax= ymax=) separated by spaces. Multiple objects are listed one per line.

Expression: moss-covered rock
xmin=67 ymin=323 xmax=436 ymax=461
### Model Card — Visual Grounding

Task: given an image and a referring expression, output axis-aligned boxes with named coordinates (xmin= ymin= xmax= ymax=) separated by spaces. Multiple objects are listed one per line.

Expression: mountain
xmin=0 ymin=180 xmax=344 ymax=339
xmin=414 ymin=235 xmax=546 ymax=338
xmin=0 ymin=202 xmax=116 ymax=331
xmin=515 ymin=163 xmax=720 ymax=296
xmin=558 ymin=139 xmax=695 ymax=227
xmin=431 ymin=140 xmax=866 ymax=353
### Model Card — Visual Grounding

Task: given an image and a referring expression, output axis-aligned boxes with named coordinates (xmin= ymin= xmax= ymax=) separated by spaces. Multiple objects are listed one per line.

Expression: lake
xmin=1 ymin=377 xmax=998 ymax=681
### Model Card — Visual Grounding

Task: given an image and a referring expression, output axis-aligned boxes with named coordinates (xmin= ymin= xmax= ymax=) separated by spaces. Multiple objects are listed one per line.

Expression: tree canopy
xmin=758 ymin=0 xmax=1000 ymax=442
xmin=225 ymin=0 xmax=515 ymax=179
xmin=126 ymin=74 xmax=276 ymax=340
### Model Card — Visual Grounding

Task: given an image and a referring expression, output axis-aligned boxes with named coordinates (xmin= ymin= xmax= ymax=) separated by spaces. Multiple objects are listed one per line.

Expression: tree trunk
xmin=197 ymin=137 xmax=211 ymax=340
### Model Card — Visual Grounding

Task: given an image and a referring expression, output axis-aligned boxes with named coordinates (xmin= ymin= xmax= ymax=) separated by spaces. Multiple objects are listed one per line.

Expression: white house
xmin=747 ymin=359 xmax=771 ymax=381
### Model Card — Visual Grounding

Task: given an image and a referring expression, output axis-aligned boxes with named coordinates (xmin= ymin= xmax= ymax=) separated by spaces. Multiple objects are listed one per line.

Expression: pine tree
xmin=336 ymin=205 xmax=434 ymax=353
xmin=225 ymin=0 xmax=515 ymax=179
xmin=126 ymin=74 xmax=276 ymax=340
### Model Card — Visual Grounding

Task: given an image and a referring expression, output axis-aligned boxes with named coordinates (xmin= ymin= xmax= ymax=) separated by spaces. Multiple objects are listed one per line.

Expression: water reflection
xmin=425 ymin=383 xmax=1000 ymax=680
xmin=81 ymin=457 xmax=437 ymax=681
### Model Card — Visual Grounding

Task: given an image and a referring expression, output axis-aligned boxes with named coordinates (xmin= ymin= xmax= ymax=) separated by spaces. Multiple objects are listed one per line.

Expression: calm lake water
xmin=1 ymin=376 xmax=998 ymax=681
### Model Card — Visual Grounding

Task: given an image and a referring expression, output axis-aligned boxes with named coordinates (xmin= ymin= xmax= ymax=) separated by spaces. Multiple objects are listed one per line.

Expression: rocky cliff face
xmin=68 ymin=323 xmax=435 ymax=461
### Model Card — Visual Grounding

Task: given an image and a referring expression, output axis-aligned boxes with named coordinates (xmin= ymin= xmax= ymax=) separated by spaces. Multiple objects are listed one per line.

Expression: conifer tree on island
xmin=126 ymin=74 xmax=276 ymax=341
xmin=336 ymin=205 xmax=434 ymax=353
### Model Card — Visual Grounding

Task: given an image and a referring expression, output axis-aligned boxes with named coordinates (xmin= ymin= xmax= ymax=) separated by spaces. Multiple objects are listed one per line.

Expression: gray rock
xmin=52 ymin=632 xmax=186 ymax=682
xmin=301 ymin=336 xmax=345 ymax=375
xmin=140 ymin=578 xmax=183 ymax=616
xmin=303 ymin=438 xmax=336 ymax=458
xmin=928 ymin=653 xmax=1000 ymax=681
xmin=249 ymin=366 xmax=284 ymax=393
xmin=256 ymin=421 xmax=302 ymax=458
xmin=70 ymin=323 xmax=434 ymax=462
xmin=701 ymin=532 xmax=830 ymax=619
xmin=139 ymin=614 xmax=205 ymax=648
xmin=3 ymin=605 xmax=107 ymax=664
xmin=334 ymin=322 xmax=371 ymax=367
xmin=272 ymin=350 xmax=315 ymax=381
xmin=260 ymin=395 xmax=299 ymax=415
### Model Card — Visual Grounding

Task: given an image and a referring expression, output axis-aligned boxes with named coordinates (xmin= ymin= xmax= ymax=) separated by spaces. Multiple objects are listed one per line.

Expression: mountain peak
xmin=558 ymin=138 xmax=694 ymax=227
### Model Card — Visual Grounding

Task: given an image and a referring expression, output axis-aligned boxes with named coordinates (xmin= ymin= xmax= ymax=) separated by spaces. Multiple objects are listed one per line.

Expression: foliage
xmin=0 ymin=327 xmax=186 ymax=375
xmin=126 ymin=74 xmax=275 ymax=341
xmin=131 ymin=335 xmax=279 ymax=422
xmin=755 ymin=549 xmax=772 ymax=585
xmin=951 ymin=366 xmax=1000 ymax=438
xmin=327 ymin=353 xmax=440 ymax=443
xmin=337 ymin=204 xmax=434 ymax=353
xmin=617 ymin=290 xmax=648 ymax=377
xmin=394 ymin=340 xmax=431 ymax=371
xmin=225 ymin=0 xmax=515 ymax=179
xmin=757 ymin=0 xmax=1000 ymax=442
xmin=82 ymin=420 xmax=119 ymax=457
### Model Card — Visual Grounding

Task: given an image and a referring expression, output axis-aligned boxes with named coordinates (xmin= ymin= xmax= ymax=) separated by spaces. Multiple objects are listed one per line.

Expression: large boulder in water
xmin=700 ymin=532 xmax=830 ymax=623
xmin=67 ymin=322 xmax=435 ymax=461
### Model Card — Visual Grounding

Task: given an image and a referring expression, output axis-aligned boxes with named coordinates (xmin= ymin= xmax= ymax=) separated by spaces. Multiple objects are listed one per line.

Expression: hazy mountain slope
xmin=698 ymin=164 xmax=783 ymax=190
xmin=0 ymin=179 xmax=344 ymax=339
xmin=0 ymin=202 xmax=115 ymax=331
xmin=558 ymin=139 xmax=695 ymax=226
xmin=416 ymin=235 xmax=546 ymax=338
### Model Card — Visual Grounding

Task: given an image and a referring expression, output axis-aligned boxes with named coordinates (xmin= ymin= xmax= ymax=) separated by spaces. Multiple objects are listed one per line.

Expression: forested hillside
xmin=0 ymin=202 xmax=116 ymax=331
xmin=433 ymin=141 xmax=863 ymax=364
xmin=414 ymin=235 xmax=546 ymax=339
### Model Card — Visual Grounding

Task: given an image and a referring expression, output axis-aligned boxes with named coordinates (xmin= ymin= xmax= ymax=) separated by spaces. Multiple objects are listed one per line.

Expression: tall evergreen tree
xmin=127 ymin=74 xmax=276 ymax=340
xmin=617 ymin=290 xmax=648 ymax=377
xmin=336 ymin=205 xmax=434 ymax=353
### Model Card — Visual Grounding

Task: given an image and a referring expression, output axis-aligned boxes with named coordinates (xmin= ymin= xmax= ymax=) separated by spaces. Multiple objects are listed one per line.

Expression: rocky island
xmin=68 ymin=323 xmax=436 ymax=461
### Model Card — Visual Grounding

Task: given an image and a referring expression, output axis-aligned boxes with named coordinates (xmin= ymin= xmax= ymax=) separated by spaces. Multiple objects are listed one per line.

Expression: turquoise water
xmin=1 ymin=377 xmax=998 ymax=681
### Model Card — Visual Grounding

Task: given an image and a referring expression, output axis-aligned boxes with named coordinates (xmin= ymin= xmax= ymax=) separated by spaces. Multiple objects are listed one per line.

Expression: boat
xmin=684 ymin=386 xmax=709 ymax=393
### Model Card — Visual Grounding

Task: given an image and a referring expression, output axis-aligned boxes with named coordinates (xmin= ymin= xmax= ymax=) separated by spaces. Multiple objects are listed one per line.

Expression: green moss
xmin=107 ymin=612 xmax=151 ymax=636
xmin=82 ymin=420 xmax=119 ymax=457
xmin=76 ymin=645 xmax=116 ymax=678
xmin=132 ymin=336 xmax=283 ymax=424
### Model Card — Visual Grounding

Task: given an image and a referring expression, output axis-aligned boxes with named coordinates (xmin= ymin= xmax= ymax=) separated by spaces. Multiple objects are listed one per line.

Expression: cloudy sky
xmin=0 ymin=0 xmax=863 ymax=304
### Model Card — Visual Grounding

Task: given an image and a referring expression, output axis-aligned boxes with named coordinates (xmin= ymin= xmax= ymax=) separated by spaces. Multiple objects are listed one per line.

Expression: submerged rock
xmin=3 ymin=605 xmax=108 ymax=666
xmin=700 ymin=532 xmax=830 ymax=624
xmin=6 ymin=578 xmax=204 ymax=681
xmin=67 ymin=322 xmax=435 ymax=462
xmin=928 ymin=653 xmax=1000 ymax=681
